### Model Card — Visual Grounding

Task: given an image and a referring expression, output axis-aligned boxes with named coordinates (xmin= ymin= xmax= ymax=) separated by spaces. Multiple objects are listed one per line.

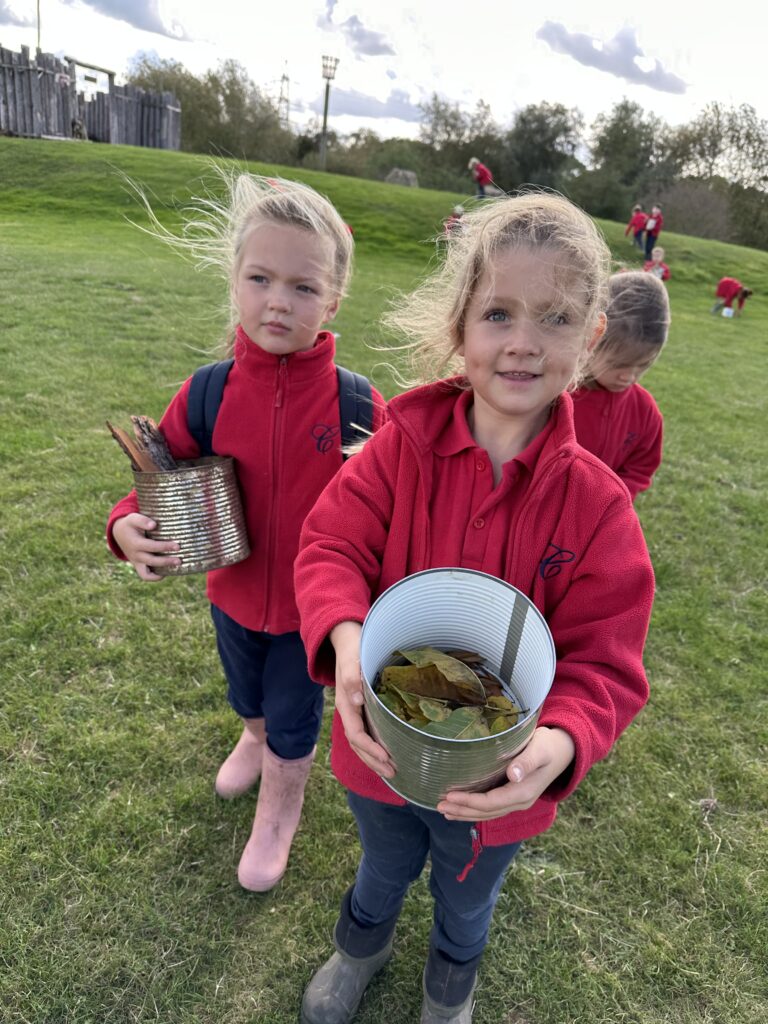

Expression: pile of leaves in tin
xmin=375 ymin=647 xmax=526 ymax=739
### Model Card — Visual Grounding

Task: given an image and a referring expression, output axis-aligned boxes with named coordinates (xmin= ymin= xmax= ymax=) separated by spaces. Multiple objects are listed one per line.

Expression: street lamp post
xmin=319 ymin=55 xmax=339 ymax=171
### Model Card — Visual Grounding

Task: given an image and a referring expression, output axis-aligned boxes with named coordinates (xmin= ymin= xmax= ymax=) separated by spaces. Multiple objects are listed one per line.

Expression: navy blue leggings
xmin=210 ymin=605 xmax=324 ymax=760
xmin=347 ymin=791 xmax=521 ymax=962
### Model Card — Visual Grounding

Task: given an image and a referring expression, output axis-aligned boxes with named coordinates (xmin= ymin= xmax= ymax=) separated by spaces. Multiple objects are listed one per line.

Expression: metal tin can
xmin=360 ymin=568 xmax=556 ymax=809
xmin=133 ymin=457 xmax=250 ymax=576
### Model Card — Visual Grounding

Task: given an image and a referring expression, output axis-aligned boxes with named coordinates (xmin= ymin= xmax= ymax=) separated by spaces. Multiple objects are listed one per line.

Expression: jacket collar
xmin=388 ymin=377 xmax=580 ymax=465
xmin=234 ymin=325 xmax=337 ymax=384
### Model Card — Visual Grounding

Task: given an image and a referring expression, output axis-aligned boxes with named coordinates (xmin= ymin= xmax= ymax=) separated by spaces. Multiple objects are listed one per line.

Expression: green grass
xmin=1 ymin=136 xmax=767 ymax=1024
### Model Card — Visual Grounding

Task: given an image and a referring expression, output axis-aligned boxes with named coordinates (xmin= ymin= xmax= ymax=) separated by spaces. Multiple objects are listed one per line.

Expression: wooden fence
xmin=0 ymin=44 xmax=180 ymax=149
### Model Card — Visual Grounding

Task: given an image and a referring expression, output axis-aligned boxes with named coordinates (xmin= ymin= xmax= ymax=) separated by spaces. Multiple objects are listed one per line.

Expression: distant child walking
xmin=106 ymin=174 xmax=386 ymax=892
xmin=644 ymin=204 xmax=664 ymax=259
xmin=644 ymin=245 xmax=670 ymax=281
xmin=711 ymin=276 xmax=753 ymax=316
xmin=468 ymin=157 xmax=493 ymax=198
xmin=572 ymin=271 xmax=670 ymax=500
xmin=625 ymin=203 xmax=647 ymax=249
xmin=295 ymin=194 xmax=655 ymax=1024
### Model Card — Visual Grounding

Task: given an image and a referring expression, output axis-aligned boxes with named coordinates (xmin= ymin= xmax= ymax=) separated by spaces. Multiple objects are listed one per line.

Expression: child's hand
xmin=330 ymin=620 xmax=395 ymax=779
xmin=436 ymin=726 xmax=575 ymax=822
xmin=112 ymin=513 xmax=181 ymax=582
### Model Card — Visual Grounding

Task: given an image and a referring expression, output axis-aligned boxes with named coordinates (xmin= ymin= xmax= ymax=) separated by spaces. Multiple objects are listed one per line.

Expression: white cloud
xmin=0 ymin=1 xmax=33 ymax=26
xmin=537 ymin=22 xmax=686 ymax=95
xmin=60 ymin=0 xmax=189 ymax=39
xmin=310 ymin=85 xmax=420 ymax=122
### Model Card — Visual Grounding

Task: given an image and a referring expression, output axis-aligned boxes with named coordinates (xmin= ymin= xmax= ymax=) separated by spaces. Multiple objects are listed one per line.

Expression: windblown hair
xmin=383 ymin=191 xmax=611 ymax=387
xmin=582 ymin=271 xmax=670 ymax=387
xmin=128 ymin=168 xmax=353 ymax=353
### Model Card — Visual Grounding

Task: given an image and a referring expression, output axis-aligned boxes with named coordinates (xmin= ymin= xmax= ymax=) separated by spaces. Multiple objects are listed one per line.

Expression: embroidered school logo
xmin=539 ymin=543 xmax=575 ymax=580
xmin=623 ymin=431 xmax=638 ymax=448
xmin=311 ymin=424 xmax=340 ymax=454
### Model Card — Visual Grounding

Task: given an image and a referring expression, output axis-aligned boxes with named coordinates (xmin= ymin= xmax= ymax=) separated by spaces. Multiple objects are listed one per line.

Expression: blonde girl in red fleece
xmin=107 ymin=174 xmax=385 ymax=892
xmin=294 ymin=193 xmax=655 ymax=1023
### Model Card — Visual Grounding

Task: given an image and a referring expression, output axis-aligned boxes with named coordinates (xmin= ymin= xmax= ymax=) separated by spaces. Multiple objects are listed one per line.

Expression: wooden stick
xmin=106 ymin=421 xmax=160 ymax=472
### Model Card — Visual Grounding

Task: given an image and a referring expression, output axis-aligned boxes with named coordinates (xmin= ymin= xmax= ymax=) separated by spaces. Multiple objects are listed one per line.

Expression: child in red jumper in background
xmin=468 ymin=157 xmax=493 ymax=198
xmin=106 ymin=174 xmax=386 ymax=893
xmin=294 ymin=195 xmax=655 ymax=1024
xmin=625 ymin=203 xmax=647 ymax=249
xmin=643 ymin=245 xmax=670 ymax=281
xmin=644 ymin=204 xmax=664 ymax=259
xmin=711 ymin=276 xmax=753 ymax=316
xmin=572 ymin=272 xmax=669 ymax=500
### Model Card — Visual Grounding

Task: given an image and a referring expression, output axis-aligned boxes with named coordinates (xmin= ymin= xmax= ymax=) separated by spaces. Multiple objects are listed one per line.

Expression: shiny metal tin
xmin=133 ymin=457 xmax=250 ymax=576
xmin=360 ymin=568 xmax=556 ymax=809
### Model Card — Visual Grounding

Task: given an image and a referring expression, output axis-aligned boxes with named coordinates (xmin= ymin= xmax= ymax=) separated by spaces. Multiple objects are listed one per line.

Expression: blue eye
xmin=486 ymin=310 xmax=507 ymax=322
xmin=297 ymin=284 xmax=317 ymax=294
xmin=249 ymin=274 xmax=267 ymax=284
xmin=543 ymin=312 xmax=569 ymax=327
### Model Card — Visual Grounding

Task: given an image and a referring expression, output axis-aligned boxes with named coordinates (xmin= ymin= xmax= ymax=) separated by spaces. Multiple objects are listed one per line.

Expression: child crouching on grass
xmin=572 ymin=271 xmax=670 ymax=500
xmin=106 ymin=173 xmax=386 ymax=893
xmin=294 ymin=193 xmax=655 ymax=1023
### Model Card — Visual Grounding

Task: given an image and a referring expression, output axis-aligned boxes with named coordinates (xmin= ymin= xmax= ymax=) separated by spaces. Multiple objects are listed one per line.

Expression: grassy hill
xmin=1 ymin=136 xmax=766 ymax=1024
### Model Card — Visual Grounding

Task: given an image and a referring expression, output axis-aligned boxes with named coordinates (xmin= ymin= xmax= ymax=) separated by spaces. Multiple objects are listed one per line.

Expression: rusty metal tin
xmin=133 ymin=457 xmax=250 ymax=576
xmin=360 ymin=568 xmax=556 ymax=810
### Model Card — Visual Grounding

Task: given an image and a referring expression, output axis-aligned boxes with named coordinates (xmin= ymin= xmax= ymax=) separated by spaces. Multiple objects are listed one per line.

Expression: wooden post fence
xmin=0 ymin=44 xmax=180 ymax=149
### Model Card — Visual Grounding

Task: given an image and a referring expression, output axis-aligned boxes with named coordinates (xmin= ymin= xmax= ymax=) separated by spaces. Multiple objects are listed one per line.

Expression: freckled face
xmin=459 ymin=246 xmax=601 ymax=434
xmin=232 ymin=222 xmax=339 ymax=355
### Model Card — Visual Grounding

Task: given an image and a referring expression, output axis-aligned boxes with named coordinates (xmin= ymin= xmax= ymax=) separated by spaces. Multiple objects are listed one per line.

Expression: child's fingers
xmin=436 ymin=776 xmax=538 ymax=820
xmin=134 ymin=562 xmax=166 ymax=582
xmin=437 ymin=728 xmax=575 ymax=820
xmin=334 ymin=686 xmax=395 ymax=778
xmin=130 ymin=513 xmax=158 ymax=532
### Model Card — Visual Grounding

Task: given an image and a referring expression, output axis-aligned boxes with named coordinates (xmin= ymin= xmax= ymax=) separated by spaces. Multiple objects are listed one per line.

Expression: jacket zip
xmin=263 ymin=357 xmax=288 ymax=631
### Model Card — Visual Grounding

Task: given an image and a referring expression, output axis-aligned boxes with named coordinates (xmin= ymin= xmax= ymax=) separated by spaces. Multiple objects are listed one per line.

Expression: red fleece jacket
xmin=715 ymin=277 xmax=743 ymax=306
xmin=472 ymin=161 xmax=493 ymax=186
xmin=625 ymin=211 xmax=648 ymax=235
xmin=107 ymin=327 xmax=386 ymax=634
xmin=295 ymin=380 xmax=654 ymax=847
xmin=644 ymin=212 xmax=663 ymax=238
xmin=571 ymin=384 xmax=663 ymax=499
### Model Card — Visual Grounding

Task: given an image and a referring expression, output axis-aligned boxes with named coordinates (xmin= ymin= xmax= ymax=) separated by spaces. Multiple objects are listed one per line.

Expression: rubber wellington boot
xmin=215 ymin=718 xmax=266 ymax=799
xmin=237 ymin=744 xmax=315 ymax=892
xmin=420 ymin=945 xmax=481 ymax=1023
xmin=301 ymin=887 xmax=397 ymax=1024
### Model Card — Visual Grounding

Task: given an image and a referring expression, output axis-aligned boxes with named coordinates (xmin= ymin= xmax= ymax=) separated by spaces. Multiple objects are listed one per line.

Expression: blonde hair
xmin=129 ymin=168 xmax=353 ymax=353
xmin=384 ymin=191 xmax=611 ymax=387
xmin=583 ymin=271 xmax=670 ymax=387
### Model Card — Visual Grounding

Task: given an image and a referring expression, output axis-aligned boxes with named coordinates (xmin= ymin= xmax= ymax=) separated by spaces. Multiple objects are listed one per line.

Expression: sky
xmin=1 ymin=0 xmax=765 ymax=139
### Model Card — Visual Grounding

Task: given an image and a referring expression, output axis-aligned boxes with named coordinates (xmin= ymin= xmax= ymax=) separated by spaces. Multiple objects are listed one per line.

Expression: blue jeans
xmin=347 ymin=791 xmax=521 ymax=962
xmin=210 ymin=604 xmax=324 ymax=760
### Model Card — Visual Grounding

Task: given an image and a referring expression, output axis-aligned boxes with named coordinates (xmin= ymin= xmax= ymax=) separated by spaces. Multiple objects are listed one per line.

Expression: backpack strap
xmin=187 ymin=358 xmax=371 ymax=461
xmin=336 ymin=365 xmax=373 ymax=458
xmin=187 ymin=358 xmax=234 ymax=457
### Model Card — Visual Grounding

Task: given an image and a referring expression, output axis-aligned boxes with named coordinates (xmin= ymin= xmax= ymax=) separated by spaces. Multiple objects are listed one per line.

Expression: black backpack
xmin=187 ymin=359 xmax=373 ymax=460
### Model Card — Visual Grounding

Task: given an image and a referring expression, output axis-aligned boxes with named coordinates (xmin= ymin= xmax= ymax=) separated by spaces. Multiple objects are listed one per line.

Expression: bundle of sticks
xmin=106 ymin=416 xmax=178 ymax=472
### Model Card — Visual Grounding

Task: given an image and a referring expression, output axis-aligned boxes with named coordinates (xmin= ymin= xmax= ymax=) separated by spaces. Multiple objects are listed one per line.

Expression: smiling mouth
xmin=498 ymin=370 xmax=540 ymax=380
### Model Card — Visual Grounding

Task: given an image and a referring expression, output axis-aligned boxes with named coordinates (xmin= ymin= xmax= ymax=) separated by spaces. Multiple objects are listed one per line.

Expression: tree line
xmin=128 ymin=55 xmax=768 ymax=251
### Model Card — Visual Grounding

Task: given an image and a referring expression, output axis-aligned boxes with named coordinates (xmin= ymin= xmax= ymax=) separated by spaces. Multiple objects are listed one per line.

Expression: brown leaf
xmin=394 ymin=648 xmax=486 ymax=705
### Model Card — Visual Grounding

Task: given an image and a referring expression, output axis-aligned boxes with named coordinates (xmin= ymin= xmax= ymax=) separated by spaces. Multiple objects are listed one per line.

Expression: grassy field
xmin=1 ymin=136 xmax=766 ymax=1024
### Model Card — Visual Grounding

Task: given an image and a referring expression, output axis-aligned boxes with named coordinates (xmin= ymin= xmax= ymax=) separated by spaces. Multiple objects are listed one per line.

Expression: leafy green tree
xmin=126 ymin=54 xmax=294 ymax=163
xmin=505 ymin=102 xmax=584 ymax=190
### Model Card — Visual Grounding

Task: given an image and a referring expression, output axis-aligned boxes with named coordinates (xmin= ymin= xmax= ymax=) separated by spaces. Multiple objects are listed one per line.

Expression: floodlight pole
xmin=319 ymin=55 xmax=339 ymax=171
